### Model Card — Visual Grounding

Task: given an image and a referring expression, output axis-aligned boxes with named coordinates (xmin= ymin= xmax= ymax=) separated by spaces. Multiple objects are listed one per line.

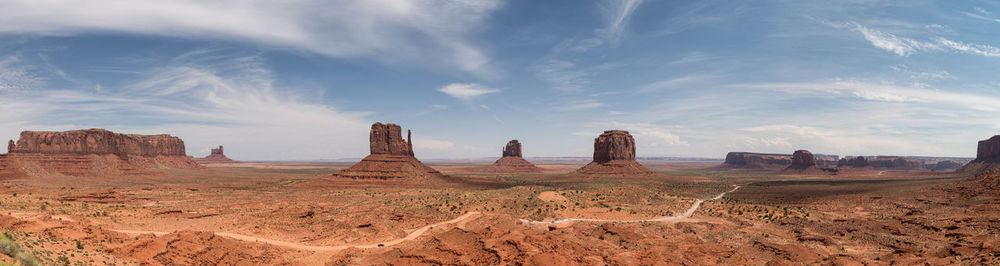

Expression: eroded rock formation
xmin=977 ymin=135 xmax=1000 ymax=161
xmin=837 ymin=156 xmax=870 ymax=168
xmin=788 ymin=150 xmax=817 ymax=170
xmin=723 ymin=152 xmax=792 ymax=169
xmin=0 ymin=129 xmax=199 ymax=179
xmin=336 ymin=123 xmax=443 ymax=180
xmin=575 ymin=130 xmax=654 ymax=177
xmin=193 ymin=145 xmax=237 ymax=164
xmin=10 ymin=129 xmax=186 ymax=156
xmin=927 ymin=160 xmax=962 ymax=171
xmin=503 ymin=140 xmax=522 ymax=157
xmin=489 ymin=140 xmax=541 ymax=173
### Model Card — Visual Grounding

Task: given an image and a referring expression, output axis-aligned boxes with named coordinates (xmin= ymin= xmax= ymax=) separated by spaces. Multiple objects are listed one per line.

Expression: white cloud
xmin=890 ymin=65 xmax=952 ymax=81
xmin=0 ymin=0 xmax=501 ymax=76
xmin=438 ymin=83 xmax=499 ymax=101
xmin=639 ymin=74 xmax=715 ymax=92
xmin=600 ymin=0 xmax=644 ymax=48
xmin=558 ymin=101 xmax=605 ymax=111
xmin=746 ymin=80 xmax=1000 ymax=111
xmin=0 ymin=56 xmax=41 ymax=91
xmin=0 ymin=53 xmax=374 ymax=160
xmin=851 ymin=23 xmax=939 ymax=56
xmin=932 ymin=37 xmax=1000 ymax=57
xmin=531 ymin=59 xmax=588 ymax=91
xmin=411 ymin=137 xmax=455 ymax=150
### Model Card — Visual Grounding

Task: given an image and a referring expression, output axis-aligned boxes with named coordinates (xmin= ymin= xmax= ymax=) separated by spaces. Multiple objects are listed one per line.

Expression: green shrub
xmin=0 ymin=232 xmax=42 ymax=266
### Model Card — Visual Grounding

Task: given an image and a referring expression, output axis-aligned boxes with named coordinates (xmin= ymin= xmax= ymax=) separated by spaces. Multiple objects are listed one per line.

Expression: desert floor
xmin=0 ymin=162 xmax=998 ymax=265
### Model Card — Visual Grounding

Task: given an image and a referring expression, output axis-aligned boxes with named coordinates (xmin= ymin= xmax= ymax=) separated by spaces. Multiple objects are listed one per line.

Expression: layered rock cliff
xmin=193 ymin=145 xmax=237 ymax=164
xmin=370 ymin=123 xmax=414 ymax=156
xmin=489 ymin=139 xmax=540 ymax=173
xmin=10 ymin=129 xmax=186 ymax=157
xmin=869 ymin=157 xmax=925 ymax=170
xmin=977 ymin=135 xmax=1000 ymax=161
xmin=788 ymin=150 xmax=817 ymax=170
xmin=837 ymin=156 xmax=870 ymax=168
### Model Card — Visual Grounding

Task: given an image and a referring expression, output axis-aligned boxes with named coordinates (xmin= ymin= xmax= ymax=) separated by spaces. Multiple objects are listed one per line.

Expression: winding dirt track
xmin=520 ymin=185 xmax=741 ymax=224
xmin=109 ymin=185 xmax=741 ymax=252
xmin=110 ymin=212 xmax=482 ymax=252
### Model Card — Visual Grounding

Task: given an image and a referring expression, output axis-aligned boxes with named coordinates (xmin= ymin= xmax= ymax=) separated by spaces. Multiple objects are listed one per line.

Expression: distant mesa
xmin=926 ymin=160 xmax=962 ymax=171
xmin=837 ymin=156 xmax=871 ymax=168
xmin=723 ymin=152 xmax=792 ymax=169
xmin=574 ymin=130 xmax=655 ymax=177
xmin=489 ymin=140 xmax=541 ymax=173
xmin=869 ymin=157 xmax=924 ymax=170
xmin=193 ymin=145 xmax=238 ymax=164
xmin=0 ymin=128 xmax=199 ymax=179
xmin=335 ymin=122 xmax=444 ymax=180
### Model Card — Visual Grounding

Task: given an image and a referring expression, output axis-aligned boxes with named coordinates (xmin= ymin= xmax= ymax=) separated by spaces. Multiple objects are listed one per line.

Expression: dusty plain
xmin=0 ymin=161 xmax=998 ymax=265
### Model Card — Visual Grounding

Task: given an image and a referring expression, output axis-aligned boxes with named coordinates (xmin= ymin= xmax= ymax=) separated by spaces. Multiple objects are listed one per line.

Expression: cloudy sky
xmin=1 ymin=0 xmax=999 ymax=160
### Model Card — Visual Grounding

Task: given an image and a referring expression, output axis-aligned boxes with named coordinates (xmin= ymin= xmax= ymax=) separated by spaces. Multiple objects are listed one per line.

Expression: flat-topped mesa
xmin=575 ymin=130 xmax=654 ymax=177
xmin=10 ymin=129 xmax=186 ymax=157
xmin=837 ymin=156 xmax=870 ymax=168
xmin=0 ymin=129 xmax=199 ymax=179
xmin=490 ymin=139 xmax=541 ymax=173
xmin=723 ymin=152 xmax=792 ymax=168
xmin=370 ymin=123 xmax=414 ymax=156
xmin=337 ymin=122 xmax=442 ymax=180
xmin=869 ymin=157 xmax=925 ymax=170
xmin=787 ymin=150 xmax=816 ymax=170
xmin=502 ymin=140 xmax=522 ymax=157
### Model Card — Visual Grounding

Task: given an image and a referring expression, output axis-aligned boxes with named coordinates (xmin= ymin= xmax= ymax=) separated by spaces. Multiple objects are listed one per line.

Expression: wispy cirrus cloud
xmin=0 ymin=0 xmax=502 ymax=76
xmin=846 ymin=22 xmax=1000 ymax=57
xmin=438 ymin=83 xmax=499 ymax=101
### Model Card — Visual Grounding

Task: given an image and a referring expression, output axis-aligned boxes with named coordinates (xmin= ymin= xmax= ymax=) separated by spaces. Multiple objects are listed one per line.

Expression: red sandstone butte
xmin=193 ymin=145 xmax=238 ymax=164
xmin=574 ymin=130 xmax=654 ymax=177
xmin=723 ymin=152 xmax=792 ymax=169
xmin=490 ymin=140 xmax=541 ymax=173
xmin=336 ymin=123 xmax=443 ymax=180
xmin=787 ymin=150 xmax=817 ymax=170
xmin=0 ymin=128 xmax=199 ymax=179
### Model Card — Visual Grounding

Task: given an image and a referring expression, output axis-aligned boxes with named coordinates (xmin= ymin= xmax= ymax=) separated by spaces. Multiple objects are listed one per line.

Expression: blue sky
xmin=1 ymin=0 xmax=1000 ymax=160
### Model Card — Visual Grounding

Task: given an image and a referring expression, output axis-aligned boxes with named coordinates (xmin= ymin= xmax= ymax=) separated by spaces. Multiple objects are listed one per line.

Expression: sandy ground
xmin=0 ymin=161 xmax=998 ymax=265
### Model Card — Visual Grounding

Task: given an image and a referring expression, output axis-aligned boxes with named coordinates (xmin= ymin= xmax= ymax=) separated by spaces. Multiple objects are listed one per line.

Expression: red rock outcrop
xmin=575 ymin=130 xmax=654 ymax=177
xmin=489 ymin=140 xmax=541 ymax=173
xmin=193 ymin=145 xmax=238 ymax=164
xmin=723 ymin=152 xmax=792 ymax=169
xmin=837 ymin=156 xmax=870 ymax=168
xmin=0 ymin=129 xmax=199 ymax=179
xmin=503 ymin=140 xmax=522 ymax=157
xmin=787 ymin=150 xmax=816 ymax=170
xmin=336 ymin=123 xmax=443 ymax=180
xmin=9 ymin=129 xmax=186 ymax=156
xmin=977 ymin=135 xmax=1000 ymax=161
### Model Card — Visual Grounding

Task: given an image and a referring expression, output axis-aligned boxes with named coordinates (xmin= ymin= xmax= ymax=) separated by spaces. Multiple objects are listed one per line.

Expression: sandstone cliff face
xmin=338 ymin=122 xmax=442 ymax=180
xmin=977 ymin=135 xmax=1000 ymax=161
xmin=502 ymin=140 xmax=522 ymax=157
xmin=592 ymin=130 xmax=636 ymax=163
xmin=6 ymin=140 xmax=12 ymax=154
xmin=724 ymin=152 xmax=792 ymax=168
xmin=837 ymin=156 xmax=870 ymax=168
xmin=10 ymin=129 xmax=186 ymax=157
xmin=788 ymin=150 xmax=816 ymax=169
xmin=0 ymin=129 xmax=198 ymax=179
xmin=575 ymin=130 xmax=653 ymax=177
xmin=370 ymin=123 xmax=414 ymax=156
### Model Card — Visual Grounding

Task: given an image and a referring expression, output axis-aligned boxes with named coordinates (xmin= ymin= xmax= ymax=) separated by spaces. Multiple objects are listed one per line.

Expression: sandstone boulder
xmin=575 ymin=130 xmax=654 ymax=177
xmin=336 ymin=123 xmax=443 ymax=180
